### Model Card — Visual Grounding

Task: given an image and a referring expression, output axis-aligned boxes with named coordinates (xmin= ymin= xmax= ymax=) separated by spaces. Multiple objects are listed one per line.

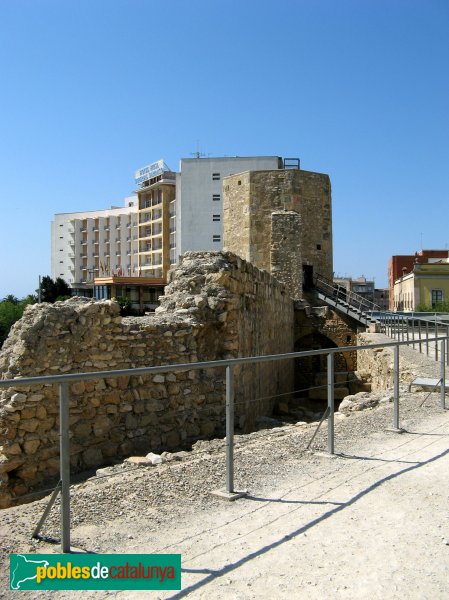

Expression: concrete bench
xmin=408 ymin=377 xmax=449 ymax=393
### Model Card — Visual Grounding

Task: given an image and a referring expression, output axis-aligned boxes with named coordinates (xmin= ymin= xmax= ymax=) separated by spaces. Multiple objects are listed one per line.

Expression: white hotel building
xmin=51 ymin=155 xmax=287 ymax=309
xmin=51 ymin=197 xmax=139 ymax=295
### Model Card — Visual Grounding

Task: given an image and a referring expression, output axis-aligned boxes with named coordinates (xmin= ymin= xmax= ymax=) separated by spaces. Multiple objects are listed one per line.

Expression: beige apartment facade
xmin=393 ymin=260 xmax=449 ymax=311
xmin=135 ymin=170 xmax=176 ymax=281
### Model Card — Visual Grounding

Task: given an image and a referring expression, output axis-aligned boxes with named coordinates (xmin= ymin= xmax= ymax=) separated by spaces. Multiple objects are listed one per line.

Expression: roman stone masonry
xmin=221 ymin=167 xmax=364 ymax=403
xmin=0 ymin=252 xmax=293 ymax=507
xmin=223 ymin=169 xmax=333 ymax=298
xmin=356 ymin=332 xmax=440 ymax=392
xmin=270 ymin=211 xmax=303 ymax=299
xmin=293 ymin=304 xmax=364 ymax=402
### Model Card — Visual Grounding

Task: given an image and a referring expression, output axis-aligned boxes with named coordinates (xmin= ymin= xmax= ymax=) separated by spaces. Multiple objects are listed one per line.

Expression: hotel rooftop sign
xmin=134 ymin=160 xmax=171 ymax=187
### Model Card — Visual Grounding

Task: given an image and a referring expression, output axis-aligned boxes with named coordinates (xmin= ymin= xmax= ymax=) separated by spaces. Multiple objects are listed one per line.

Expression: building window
xmin=212 ymin=214 xmax=221 ymax=222
xmin=213 ymin=235 xmax=221 ymax=242
xmin=431 ymin=289 xmax=443 ymax=307
xmin=316 ymin=244 xmax=321 ymax=250
xmin=212 ymin=173 xmax=220 ymax=180
xmin=238 ymin=180 xmax=241 ymax=185
xmin=212 ymin=194 xmax=220 ymax=201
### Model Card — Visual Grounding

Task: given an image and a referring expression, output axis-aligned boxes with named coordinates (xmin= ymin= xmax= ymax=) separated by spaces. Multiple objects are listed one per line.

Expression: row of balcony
xmin=71 ymin=221 xmax=161 ymax=236
xmin=141 ymin=260 xmax=163 ymax=267
xmin=77 ymin=250 xmax=139 ymax=259
xmin=77 ymin=236 xmax=139 ymax=245
xmin=77 ymin=247 xmax=156 ymax=258
xmin=140 ymin=196 xmax=162 ymax=209
xmin=139 ymin=213 xmax=163 ymax=224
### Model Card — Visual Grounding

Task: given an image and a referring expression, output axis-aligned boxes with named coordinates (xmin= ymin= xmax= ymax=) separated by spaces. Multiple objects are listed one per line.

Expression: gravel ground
xmin=1 ymin=388 xmax=448 ymax=599
xmin=1 ymin=334 xmax=448 ymax=598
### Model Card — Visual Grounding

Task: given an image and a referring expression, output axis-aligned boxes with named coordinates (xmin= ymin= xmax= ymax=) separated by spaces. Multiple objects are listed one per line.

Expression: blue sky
xmin=0 ymin=0 xmax=448 ymax=297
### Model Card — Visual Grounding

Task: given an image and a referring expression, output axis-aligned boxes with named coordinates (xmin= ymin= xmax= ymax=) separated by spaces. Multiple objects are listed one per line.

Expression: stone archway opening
xmin=291 ymin=332 xmax=361 ymax=414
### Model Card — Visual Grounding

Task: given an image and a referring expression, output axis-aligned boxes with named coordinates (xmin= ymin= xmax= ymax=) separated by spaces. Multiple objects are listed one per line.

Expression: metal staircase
xmin=312 ymin=273 xmax=380 ymax=327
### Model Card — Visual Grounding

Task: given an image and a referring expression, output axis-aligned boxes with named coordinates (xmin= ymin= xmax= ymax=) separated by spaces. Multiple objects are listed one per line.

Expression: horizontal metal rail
xmin=1 ymin=334 xmax=447 ymax=552
xmin=378 ymin=311 xmax=449 ymax=366
xmin=1 ymin=336 xmax=446 ymax=389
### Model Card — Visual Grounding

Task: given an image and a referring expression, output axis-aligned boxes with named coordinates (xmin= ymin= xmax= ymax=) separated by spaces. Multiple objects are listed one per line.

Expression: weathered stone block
xmin=82 ymin=447 xmax=103 ymax=467
xmin=23 ymin=439 xmax=41 ymax=454
xmin=73 ymin=422 xmax=92 ymax=438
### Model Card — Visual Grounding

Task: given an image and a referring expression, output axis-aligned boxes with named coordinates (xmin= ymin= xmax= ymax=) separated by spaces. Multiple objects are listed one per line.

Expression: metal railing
xmin=379 ymin=312 xmax=449 ymax=364
xmin=0 ymin=335 xmax=447 ymax=552
xmin=313 ymin=273 xmax=381 ymax=321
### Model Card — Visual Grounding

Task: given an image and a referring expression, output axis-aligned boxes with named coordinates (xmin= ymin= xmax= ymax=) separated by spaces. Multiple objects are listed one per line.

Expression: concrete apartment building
xmin=175 ymin=156 xmax=283 ymax=261
xmin=51 ymin=197 xmax=138 ymax=295
xmin=333 ymin=276 xmax=375 ymax=302
xmin=133 ymin=162 xmax=177 ymax=280
xmin=333 ymin=275 xmax=389 ymax=311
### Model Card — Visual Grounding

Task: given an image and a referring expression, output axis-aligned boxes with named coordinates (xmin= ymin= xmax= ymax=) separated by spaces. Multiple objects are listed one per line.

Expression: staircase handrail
xmin=313 ymin=273 xmax=381 ymax=315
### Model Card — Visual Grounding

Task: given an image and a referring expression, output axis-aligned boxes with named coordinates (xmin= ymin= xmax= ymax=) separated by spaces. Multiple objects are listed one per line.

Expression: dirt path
xmin=1 ymin=393 xmax=448 ymax=599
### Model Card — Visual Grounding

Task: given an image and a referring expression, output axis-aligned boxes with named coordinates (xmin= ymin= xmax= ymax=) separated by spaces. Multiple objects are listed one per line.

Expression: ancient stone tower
xmin=223 ymin=169 xmax=332 ymax=299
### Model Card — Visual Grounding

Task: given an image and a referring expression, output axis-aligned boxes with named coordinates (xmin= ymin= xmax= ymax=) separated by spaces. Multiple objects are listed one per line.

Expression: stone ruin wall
xmin=356 ymin=332 xmax=440 ymax=391
xmin=0 ymin=252 xmax=294 ymax=507
xmin=295 ymin=305 xmax=359 ymax=370
xmin=270 ymin=211 xmax=303 ymax=300
xmin=293 ymin=305 xmax=361 ymax=400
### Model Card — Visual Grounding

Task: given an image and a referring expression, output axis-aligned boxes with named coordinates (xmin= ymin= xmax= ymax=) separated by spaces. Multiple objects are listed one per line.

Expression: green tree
xmin=416 ymin=300 xmax=449 ymax=313
xmin=116 ymin=296 xmax=133 ymax=316
xmin=39 ymin=276 xmax=71 ymax=303
xmin=0 ymin=295 xmax=36 ymax=347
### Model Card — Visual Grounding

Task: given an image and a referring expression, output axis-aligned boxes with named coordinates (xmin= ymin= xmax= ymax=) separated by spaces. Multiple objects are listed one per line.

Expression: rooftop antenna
xmin=190 ymin=140 xmax=205 ymax=159
xmin=420 ymin=232 xmax=423 ymax=251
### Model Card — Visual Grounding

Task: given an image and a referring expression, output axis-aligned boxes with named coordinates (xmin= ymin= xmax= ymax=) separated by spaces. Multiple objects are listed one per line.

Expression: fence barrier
xmin=0 ymin=334 xmax=448 ymax=552
xmin=378 ymin=312 xmax=449 ymax=364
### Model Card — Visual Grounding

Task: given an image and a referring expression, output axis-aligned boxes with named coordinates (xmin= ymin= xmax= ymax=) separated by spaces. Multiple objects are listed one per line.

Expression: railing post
xmin=426 ymin=321 xmax=429 ymax=356
xmin=392 ymin=344 xmax=401 ymax=431
xmin=59 ymin=382 xmax=71 ymax=553
xmin=327 ymin=353 xmax=335 ymax=454
xmin=440 ymin=340 xmax=446 ymax=410
xmin=435 ymin=319 xmax=438 ymax=361
xmin=446 ymin=328 xmax=449 ymax=367
xmin=418 ymin=320 xmax=422 ymax=353
xmin=225 ymin=366 xmax=235 ymax=493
